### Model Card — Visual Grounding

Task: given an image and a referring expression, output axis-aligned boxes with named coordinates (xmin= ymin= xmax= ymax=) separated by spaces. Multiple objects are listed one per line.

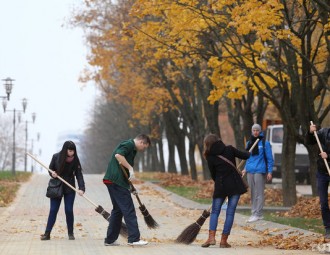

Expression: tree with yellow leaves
xmin=71 ymin=0 xmax=329 ymax=205
xmin=128 ymin=0 xmax=330 ymax=205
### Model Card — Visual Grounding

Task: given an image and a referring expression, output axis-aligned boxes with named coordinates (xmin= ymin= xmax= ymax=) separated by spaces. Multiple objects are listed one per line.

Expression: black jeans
xmin=105 ymin=183 xmax=140 ymax=243
xmin=317 ymin=172 xmax=330 ymax=229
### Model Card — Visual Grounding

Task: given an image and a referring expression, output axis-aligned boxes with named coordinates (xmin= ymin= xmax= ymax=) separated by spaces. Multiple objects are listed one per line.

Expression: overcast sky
xmin=0 ymin=0 xmax=96 ymax=172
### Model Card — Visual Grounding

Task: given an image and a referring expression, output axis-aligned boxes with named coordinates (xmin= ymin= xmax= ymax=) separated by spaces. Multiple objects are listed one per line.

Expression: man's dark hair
xmin=135 ymin=134 xmax=151 ymax=146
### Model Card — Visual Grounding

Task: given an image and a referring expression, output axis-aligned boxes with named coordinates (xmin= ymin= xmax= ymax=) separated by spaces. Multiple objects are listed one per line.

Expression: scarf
xmin=66 ymin=156 xmax=74 ymax=163
xmin=247 ymin=135 xmax=263 ymax=155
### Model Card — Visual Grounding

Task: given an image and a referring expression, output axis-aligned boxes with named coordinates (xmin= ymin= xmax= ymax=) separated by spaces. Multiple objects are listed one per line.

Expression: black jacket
xmin=305 ymin=128 xmax=330 ymax=175
xmin=49 ymin=153 xmax=85 ymax=194
xmin=206 ymin=140 xmax=250 ymax=198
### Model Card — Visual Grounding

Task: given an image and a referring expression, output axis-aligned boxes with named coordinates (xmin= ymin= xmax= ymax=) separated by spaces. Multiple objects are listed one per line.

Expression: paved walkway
xmin=0 ymin=174 xmax=321 ymax=255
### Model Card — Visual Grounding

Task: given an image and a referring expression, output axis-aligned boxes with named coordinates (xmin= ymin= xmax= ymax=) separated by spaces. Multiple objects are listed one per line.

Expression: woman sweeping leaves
xmin=202 ymin=134 xmax=250 ymax=248
xmin=40 ymin=141 xmax=85 ymax=241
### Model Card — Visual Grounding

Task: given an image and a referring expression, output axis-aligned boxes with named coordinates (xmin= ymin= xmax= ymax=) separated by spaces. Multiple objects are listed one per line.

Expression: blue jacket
xmin=245 ymin=132 xmax=274 ymax=174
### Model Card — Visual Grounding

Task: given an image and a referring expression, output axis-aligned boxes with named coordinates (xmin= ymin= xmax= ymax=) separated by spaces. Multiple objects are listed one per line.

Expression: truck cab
xmin=265 ymin=124 xmax=310 ymax=184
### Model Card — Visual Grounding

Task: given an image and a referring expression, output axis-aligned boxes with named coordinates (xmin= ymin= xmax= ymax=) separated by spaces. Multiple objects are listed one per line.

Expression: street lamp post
xmin=2 ymin=98 xmax=28 ymax=175
xmin=30 ymin=138 xmax=34 ymax=172
xmin=0 ymin=77 xmax=14 ymax=100
xmin=24 ymin=112 xmax=36 ymax=171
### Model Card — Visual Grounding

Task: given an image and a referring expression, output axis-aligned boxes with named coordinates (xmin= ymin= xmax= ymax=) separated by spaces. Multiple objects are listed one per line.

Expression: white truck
xmin=265 ymin=124 xmax=310 ymax=184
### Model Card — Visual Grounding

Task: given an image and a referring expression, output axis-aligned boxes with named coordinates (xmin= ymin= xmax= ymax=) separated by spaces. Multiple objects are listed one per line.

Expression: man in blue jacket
xmin=243 ymin=124 xmax=274 ymax=223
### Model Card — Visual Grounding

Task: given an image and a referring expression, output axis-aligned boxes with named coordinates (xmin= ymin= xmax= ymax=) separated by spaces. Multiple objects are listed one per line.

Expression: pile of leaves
xmin=139 ymin=172 xmax=324 ymax=219
xmin=0 ymin=172 xmax=32 ymax=207
xmin=258 ymin=231 xmax=323 ymax=250
xmin=0 ymin=182 xmax=20 ymax=206
xmin=279 ymin=197 xmax=321 ymax=219
xmin=156 ymin=173 xmax=206 ymax=187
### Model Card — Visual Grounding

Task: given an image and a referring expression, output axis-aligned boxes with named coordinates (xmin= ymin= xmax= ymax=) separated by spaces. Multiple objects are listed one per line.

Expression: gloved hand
xmin=128 ymin=167 xmax=135 ymax=180
xmin=130 ymin=185 xmax=138 ymax=195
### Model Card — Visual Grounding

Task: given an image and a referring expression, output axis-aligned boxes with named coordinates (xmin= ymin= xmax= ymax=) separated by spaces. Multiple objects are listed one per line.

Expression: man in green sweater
xmin=103 ymin=134 xmax=151 ymax=246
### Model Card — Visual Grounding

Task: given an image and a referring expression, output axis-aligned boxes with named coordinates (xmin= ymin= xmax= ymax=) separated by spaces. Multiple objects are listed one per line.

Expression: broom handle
xmin=119 ymin=164 xmax=143 ymax=206
xmin=27 ymin=152 xmax=98 ymax=208
xmin=207 ymin=138 xmax=260 ymax=213
xmin=310 ymin=121 xmax=330 ymax=175
xmin=237 ymin=138 xmax=260 ymax=170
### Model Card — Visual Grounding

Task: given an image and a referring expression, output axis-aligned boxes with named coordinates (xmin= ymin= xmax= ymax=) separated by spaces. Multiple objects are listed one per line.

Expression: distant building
xmin=56 ymin=130 xmax=84 ymax=155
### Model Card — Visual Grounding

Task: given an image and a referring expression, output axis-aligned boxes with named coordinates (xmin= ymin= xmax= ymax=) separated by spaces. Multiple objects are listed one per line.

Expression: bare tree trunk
xmin=281 ymin=125 xmax=297 ymax=206
xmin=157 ymin=138 xmax=166 ymax=172
xmin=177 ymin=135 xmax=189 ymax=175
xmin=228 ymin=99 xmax=245 ymax=150
xmin=306 ymin=143 xmax=319 ymax=196
xmin=188 ymin=140 xmax=197 ymax=180
xmin=167 ymin=139 xmax=177 ymax=173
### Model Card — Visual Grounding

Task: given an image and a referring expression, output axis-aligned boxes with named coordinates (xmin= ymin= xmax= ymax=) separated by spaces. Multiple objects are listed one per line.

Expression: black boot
xmin=325 ymin=228 xmax=330 ymax=242
xmin=40 ymin=231 xmax=50 ymax=241
xmin=68 ymin=233 xmax=75 ymax=240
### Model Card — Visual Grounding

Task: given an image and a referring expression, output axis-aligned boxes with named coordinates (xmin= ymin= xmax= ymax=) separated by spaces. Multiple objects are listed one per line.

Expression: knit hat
xmin=251 ymin=123 xmax=262 ymax=132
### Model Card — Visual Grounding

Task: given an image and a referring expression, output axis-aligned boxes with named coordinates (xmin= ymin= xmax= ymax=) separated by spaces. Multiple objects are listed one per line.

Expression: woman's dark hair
xmin=57 ymin=140 xmax=78 ymax=175
xmin=203 ymin=134 xmax=220 ymax=159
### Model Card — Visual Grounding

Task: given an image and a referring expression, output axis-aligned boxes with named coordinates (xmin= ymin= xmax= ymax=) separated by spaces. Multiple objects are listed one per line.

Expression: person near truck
xmin=305 ymin=123 xmax=330 ymax=241
xmin=242 ymin=123 xmax=274 ymax=223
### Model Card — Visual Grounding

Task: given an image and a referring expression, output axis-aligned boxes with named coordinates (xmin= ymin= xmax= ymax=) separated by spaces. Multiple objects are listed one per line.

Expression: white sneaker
xmin=247 ymin=215 xmax=259 ymax=223
xmin=258 ymin=216 xmax=264 ymax=220
xmin=104 ymin=240 xmax=120 ymax=246
xmin=127 ymin=239 xmax=148 ymax=246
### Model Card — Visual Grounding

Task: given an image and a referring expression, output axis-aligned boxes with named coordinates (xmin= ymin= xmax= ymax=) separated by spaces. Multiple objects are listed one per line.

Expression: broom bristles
xmin=95 ymin=205 xmax=110 ymax=220
xmin=144 ymin=214 xmax=159 ymax=229
xmin=176 ymin=222 xmax=201 ymax=244
xmin=95 ymin=205 xmax=128 ymax=237
xmin=139 ymin=204 xmax=159 ymax=229
xmin=176 ymin=209 xmax=210 ymax=244
xmin=120 ymin=222 xmax=128 ymax=237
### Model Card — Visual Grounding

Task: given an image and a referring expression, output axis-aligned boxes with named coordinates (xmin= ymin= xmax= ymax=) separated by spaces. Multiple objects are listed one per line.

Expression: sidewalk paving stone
xmin=0 ymin=174 xmax=321 ymax=255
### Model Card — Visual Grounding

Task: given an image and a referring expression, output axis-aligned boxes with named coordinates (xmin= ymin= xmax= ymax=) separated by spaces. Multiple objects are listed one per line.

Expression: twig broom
xmin=176 ymin=138 xmax=260 ymax=244
xmin=120 ymin=165 xmax=159 ymax=229
xmin=27 ymin=152 xmax=128 ymax=236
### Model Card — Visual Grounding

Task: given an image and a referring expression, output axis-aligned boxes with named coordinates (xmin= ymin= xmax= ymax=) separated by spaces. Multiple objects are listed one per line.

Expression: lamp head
xmin=2 ymin=77 xmax=14 ymax=101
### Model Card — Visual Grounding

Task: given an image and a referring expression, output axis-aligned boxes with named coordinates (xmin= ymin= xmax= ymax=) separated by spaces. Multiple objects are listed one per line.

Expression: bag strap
xmin=262 ymin=138 xmax=268 ymax=173
xmin=217 ymin=155 xmax=242 ymax=175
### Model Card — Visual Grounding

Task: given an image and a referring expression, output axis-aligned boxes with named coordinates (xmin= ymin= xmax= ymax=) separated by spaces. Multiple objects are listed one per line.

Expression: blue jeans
xmin=209 ymin=194 xmax=240 ymax=235
xmin=317 ymin=172 xmax=330 ymax=229
xmin=45 ymin=191 xmax=76 ymax=234
xmin=105 ymin=183 xmax=140 ymax=243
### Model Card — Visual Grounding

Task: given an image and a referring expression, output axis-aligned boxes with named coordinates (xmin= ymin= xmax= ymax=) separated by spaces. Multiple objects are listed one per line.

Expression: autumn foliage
xmin=70 ymin=0 xmax=330 ymax=206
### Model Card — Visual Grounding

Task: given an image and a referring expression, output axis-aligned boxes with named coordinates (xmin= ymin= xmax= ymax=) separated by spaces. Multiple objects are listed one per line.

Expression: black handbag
xmin=46 ymin=178 xmax=63 ymax=198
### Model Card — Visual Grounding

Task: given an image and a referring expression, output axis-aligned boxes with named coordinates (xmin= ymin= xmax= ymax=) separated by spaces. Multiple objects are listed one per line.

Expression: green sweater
xmin=103 ymin=139 xmax=137 ymax=189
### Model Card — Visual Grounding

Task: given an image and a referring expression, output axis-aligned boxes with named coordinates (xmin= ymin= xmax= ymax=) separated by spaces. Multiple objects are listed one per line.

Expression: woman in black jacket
xmin=202 ymin=134 xmax=250 ymax=248
xmin=40 ymin=141 xmax=85 ymax=241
